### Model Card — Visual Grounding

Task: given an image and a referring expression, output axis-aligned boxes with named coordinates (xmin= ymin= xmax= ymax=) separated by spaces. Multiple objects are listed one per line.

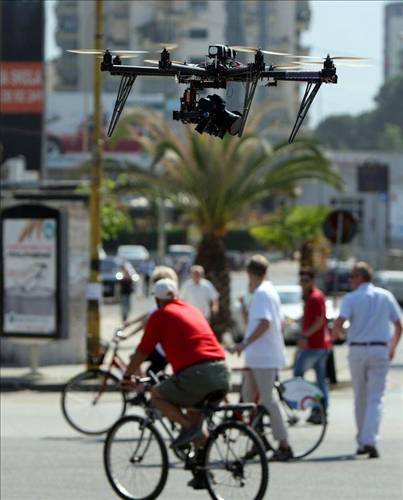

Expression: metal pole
xmin=333 ymin=212 xmax=344 ymax=306
xmin=86 ymin=0 xmax=103 ymax=369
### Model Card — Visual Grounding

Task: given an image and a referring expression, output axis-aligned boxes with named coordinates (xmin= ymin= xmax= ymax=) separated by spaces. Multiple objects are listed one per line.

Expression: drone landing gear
xmin=238 ymin=75 xmax=259 ymax=137
xmin=107 ymin=75 xmax=137 ymax=137
xmin=288 ymin=81 xmax=322 ymax=143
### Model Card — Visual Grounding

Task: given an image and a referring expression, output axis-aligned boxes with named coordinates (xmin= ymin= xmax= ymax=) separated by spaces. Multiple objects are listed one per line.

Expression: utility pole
xmin=86 ymin=0 xmax=103 ymax=368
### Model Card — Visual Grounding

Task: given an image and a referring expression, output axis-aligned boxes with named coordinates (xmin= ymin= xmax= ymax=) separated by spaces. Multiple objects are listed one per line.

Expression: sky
xmin=45 ymin=0 xmax=397 ymax=126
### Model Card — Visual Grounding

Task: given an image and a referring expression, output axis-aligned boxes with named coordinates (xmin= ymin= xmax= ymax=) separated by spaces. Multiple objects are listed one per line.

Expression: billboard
xmin=0 ymin=204 xmax=68 ymax=339
xmin=0 ymin=0 xmax=44 ymax=171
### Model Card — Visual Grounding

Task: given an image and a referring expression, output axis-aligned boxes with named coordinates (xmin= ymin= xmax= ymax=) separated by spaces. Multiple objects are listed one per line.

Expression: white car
xmin=232 ymin=284 xmax=339 ymax=345
xmin=278 ymin=285 xmax=339 ymax=345
xmin=374 ymin=270 xmax=403 ymax=305
xmin=117 ymin=245 xmax=150 ymax=269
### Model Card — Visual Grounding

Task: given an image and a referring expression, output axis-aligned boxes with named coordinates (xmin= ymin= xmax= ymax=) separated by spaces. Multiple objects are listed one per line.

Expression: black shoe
xmin=356 ymin=446 xmax=367 ymax=455
xmin=365 ymin=445 xmax=380 ymax=459
xmin=306 ymin=408 xmax=325 ymax=425
xmin=187 ymin=472 xmax=213 ymax=490
xmin=270 ymin=446 xmax=294 ymax=462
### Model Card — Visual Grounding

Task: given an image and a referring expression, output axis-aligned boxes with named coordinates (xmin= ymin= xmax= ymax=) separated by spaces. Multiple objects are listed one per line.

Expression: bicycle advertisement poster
xmin=0 ymin=204 xmax=68 ymax=339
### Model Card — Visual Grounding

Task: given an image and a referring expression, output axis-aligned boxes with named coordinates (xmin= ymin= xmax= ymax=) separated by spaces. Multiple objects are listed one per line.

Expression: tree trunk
xmin=196 ymin=233 xmax=231 ymax=340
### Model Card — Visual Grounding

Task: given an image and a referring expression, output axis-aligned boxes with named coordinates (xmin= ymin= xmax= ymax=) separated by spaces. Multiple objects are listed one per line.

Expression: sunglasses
xmin=299 ymin=276 xmax=312 ymax=283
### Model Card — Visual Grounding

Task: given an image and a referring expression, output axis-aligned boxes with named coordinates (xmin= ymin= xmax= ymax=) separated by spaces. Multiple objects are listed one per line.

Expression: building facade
xmin=297 ymin=150 xmax=403 ymax=268
xmin=384 ymin=2 xmax=403 ymax=80
xmin=53 ymin=0 xmax=311 ymax=140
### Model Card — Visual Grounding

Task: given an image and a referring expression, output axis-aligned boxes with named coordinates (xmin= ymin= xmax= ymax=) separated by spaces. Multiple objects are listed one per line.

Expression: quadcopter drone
xmin=69 ymin=44 xmax=367 ymax=142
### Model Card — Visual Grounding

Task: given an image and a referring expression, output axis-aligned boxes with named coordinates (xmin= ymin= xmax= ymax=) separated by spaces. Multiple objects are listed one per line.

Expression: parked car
xmin=318 ymin=260 xmax=354 ymax=294
xmin=165 ymin=244 xmax=196 ymax=280
xmin=101 ymin=256 xmax=139 ymax=299
xmin=117 ymin=245 xmax=150 ymax=270
xmin=374 ymin=270 xmax=403 ymax=305
xmin=226 ymin=251 xmax=244 ymax=270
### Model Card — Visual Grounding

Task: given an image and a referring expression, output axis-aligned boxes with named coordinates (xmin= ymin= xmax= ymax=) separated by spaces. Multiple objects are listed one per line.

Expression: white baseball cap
xmin=153 ymin=278 xmax=178 ymax=300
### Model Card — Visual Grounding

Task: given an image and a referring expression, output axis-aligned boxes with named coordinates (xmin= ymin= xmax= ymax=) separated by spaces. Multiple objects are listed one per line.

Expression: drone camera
xmin=173 ymin=93 xmax=242 ymax=138
xmin=208 ymin=45 xmax=236 ymax=61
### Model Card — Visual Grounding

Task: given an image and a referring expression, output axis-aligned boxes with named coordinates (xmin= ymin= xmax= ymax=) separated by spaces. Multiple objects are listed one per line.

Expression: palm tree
xmin=110 ymin=108 xmax=343 ymax=337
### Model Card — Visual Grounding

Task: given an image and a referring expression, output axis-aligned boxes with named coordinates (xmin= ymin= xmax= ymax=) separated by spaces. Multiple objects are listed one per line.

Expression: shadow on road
xmin=299 ymin=453 xmax=357 ymax=463
xmin=41 ymin=436 xmax=104 ymax=444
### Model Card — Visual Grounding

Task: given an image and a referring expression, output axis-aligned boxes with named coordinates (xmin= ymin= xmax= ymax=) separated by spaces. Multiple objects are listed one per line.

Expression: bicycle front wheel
xmin=204 ymin=420 xmax=269 ymax=500
xmin=254 ymin=398 xmax=327 ymax=459
xmin=61 ymin=369 xmax=126 ymax=435
xmin=104 ymin=415 xmax=169 ymax=500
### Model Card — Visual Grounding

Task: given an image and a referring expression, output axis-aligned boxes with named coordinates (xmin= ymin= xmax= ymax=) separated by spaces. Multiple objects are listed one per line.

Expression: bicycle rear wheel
xmin=104 ymin=415 xmax=169 ymax=500
xmin=253 ymin=398 xmax=327 ymax=459
xmin=204 ymin=420 xmax=269 ymax=500
xmin=61 ymin=369 xmax=126 ymax=435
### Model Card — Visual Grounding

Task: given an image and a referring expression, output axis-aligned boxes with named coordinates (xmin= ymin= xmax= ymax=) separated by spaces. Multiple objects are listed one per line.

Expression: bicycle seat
xmin=194 ymin=389 xmax=227 ymax=409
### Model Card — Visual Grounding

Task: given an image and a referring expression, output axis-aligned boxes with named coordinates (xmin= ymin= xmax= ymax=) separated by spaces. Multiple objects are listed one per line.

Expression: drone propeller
xmin=231 ymin=45 xmax=300 ymax=58
xmin=68 ymin=48 xmax=148 ymax=55
xmin=293 ymin=60 xmax=371 ymax=68
xmin=270 ymin=62 xmax=304 ymax=69
xmin=149 ymin=43 xmax=178 ymax=52
xmin=293 ymin=54 xmax=369 ymax=61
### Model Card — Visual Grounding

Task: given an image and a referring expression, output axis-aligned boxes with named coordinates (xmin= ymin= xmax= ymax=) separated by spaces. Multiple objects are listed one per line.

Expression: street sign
xmin=322 ymin=209 xmax=357 ymax=244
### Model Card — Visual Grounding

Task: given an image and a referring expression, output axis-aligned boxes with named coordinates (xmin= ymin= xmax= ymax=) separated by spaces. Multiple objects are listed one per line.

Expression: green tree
xmin=315 ymin=74 xmax=403 ymax=151
xmin=251 ymin=205 xmax=330 ymax=255
xmin=110 ymin=109 xmax=342 ymax=335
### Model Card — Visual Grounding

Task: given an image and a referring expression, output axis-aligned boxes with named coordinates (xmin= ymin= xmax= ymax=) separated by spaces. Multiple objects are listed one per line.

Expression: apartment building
xmin=384 ymin=2 xmax=403 ymax=80
xmin=53 ymin=0 xmax=311 ymax=139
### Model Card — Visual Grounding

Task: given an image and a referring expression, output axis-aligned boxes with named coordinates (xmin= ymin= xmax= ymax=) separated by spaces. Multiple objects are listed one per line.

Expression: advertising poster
xmin=2 ymin=218 xmax=56 ymax=335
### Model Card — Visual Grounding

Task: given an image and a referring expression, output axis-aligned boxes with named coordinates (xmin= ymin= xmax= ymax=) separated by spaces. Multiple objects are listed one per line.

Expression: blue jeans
xmin=294 ymin=349 xmax=329 ymax=409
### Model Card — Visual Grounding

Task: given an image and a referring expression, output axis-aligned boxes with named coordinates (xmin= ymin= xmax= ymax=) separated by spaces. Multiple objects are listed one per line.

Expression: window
xmin=189 ymin=28 xmax=208 ymax=39
xmin=190 ymin=1 xmax=207 ymax=14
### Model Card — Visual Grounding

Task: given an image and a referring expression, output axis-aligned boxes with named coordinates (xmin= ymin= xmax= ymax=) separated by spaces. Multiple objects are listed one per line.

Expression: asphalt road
xmin=1 ymin=382 xmax=402 ymax=500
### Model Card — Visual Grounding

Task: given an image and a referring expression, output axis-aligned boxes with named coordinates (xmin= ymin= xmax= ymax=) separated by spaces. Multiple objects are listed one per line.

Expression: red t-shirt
xmin=137 ymin=299 xmax=226 ymax=373
xmin=303 ymin=287 xmax=331 ymax=349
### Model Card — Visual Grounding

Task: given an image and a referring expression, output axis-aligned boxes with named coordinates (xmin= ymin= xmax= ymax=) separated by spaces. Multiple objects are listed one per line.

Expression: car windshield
xmin=278 ymin=291 xmax=301 ymax=304
xmin=101 ymin=259 xmax=119 ymax=273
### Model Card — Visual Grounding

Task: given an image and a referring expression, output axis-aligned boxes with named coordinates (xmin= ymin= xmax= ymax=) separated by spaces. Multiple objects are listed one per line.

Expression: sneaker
xmin=171 ymin=425 xmax=204 ymax=449
xmin=269 ymin=446 xmax=294 ymax=462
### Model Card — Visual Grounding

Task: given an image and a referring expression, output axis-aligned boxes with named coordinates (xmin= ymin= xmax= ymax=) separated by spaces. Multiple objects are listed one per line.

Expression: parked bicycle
xmin=104 ymin=375 xmax=269 ymax=500
xmin=231 ymin=368 xmax=327 ymax=459
xmin=61 ymin=327 xmax=142 ymax=436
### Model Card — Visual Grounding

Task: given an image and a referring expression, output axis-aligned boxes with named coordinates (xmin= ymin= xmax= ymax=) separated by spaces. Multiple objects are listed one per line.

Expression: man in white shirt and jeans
xmin=180 ymin=265 xmax=219 ymax=321
xmin=236 ymin=254 xmax=293 ymax=461
xmin=333 ymin=261 xmax=402 ymax=459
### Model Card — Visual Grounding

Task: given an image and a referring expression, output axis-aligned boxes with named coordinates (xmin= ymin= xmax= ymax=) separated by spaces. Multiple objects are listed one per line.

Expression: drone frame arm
xmin=288 ymin=81 xmax=322 ymax=143
xmin=238 ymin=73 xmax=260 ymax=137
xmin=107 ymin=74 xmax=137 ymax=137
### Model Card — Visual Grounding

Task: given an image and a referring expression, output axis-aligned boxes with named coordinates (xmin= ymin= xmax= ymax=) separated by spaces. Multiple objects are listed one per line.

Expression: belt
xmin=349 ymin=342 xmax=388 ymax=347
xmin=177 ymin=358 xmax=224 ymax=374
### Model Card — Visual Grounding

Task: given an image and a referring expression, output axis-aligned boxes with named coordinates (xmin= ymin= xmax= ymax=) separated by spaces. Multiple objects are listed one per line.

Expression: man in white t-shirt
xmin=236 ymin=254 xmax=293 ymax=461
xmin=180 ymin=265 xmax=219 ymax=321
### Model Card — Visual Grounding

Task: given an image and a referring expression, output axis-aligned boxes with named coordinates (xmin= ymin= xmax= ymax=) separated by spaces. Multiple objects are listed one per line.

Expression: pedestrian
xmin=235 ymin=254 xmax=293 ymax=461
xmin=119 ymin=262 xmax=134 ymax=322
xmin=333 ymin=261 xmax=402 ymax=458
xmin=180 ymin=265 xmax=219 ymax=321
xmin=122 ymin=278 xmax=230 ymax=488
xmin=294 ymin=267 xmax=331 ymax=422
xmin=139 ymin=256 xmax=156 ymax=296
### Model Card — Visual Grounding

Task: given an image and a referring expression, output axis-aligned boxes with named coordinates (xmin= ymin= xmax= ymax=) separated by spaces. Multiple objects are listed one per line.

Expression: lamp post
xmin=86 ymin=0 xmax=103 ymax=368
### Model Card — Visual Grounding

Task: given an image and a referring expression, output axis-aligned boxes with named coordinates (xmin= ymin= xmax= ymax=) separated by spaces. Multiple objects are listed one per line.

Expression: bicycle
xmin=61 ymin=326 xmax=153 ymax=436
xmin=103 ymin=375 xmax=269 ymax=500
xmin=231 ymin=368 xmax=327 ymax=459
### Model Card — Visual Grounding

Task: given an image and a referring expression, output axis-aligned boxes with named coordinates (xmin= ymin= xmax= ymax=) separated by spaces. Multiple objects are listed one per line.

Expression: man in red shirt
xmin=123 ymin=278 xmax=230 ymax=448
xmin=293 ymin=267 xmax=331 ymax=420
